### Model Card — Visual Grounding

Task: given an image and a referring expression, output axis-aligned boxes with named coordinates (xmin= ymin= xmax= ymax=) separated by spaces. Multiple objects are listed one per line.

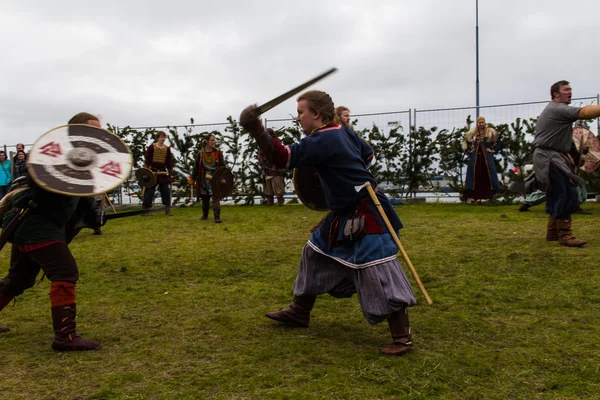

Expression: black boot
xmin=380 ymin=308 xmax=413 ymax=356
xmin=213 ymin=199 xmax=222 ymax=223
xmin=51 ymin=304 xmax=100 ymax=351
xmin=214 ymin=208 xmax=222 ymax=223
xmin=0 ymin=293 xmax=14 ymax=333
xmin=201 ymin=196 xmax=209 ymax=220
xmin=519 ymin=203 xmax=531 ymax=212
xmin=265 ymin=296 xmax=316 ymax=327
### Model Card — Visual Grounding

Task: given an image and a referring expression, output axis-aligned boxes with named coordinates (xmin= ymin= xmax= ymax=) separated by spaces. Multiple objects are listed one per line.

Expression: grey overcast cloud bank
xmin=1 ymin=0 xmax=598 ymax=145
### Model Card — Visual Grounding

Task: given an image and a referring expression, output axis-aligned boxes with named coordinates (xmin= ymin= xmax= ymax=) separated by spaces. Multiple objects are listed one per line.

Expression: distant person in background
xmin=13 ymin=143 xmax=26 ymax=163
xmin=0 ymin=151 xmax=11 ymax=200
xmin=334 ymin=106 xmax=351 ymax=128
xmin=13 ymin=150 xmax=28 ymax=180
xmin=191 ymin=134 xmax=225 ymax=222
xmin=142 ymin=131 xmax=175 ymax=216
xmin=259 ymin=128 xmax=286 ymax=206
xmin=519 ymin=185 xmax=590 ymax=215
xmin=462 ymin=116 xmax=501 ymax=203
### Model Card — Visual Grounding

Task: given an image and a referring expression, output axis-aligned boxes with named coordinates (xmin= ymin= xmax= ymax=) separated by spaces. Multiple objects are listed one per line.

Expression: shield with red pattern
xmin=28 ymin=124 xmax=133 ymax=196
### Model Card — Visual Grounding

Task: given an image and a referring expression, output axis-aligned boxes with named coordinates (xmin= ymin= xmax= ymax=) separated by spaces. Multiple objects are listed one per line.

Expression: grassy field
xmin=1 ymin=202 xmax=600 ymax=399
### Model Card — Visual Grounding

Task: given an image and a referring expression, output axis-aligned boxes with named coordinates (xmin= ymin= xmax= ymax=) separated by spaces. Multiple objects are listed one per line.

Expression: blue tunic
xmin=286 ymin=125 xmax=403 ymax=269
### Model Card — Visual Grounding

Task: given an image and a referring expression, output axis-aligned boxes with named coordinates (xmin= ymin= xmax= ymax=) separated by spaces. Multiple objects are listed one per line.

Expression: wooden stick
xmin=104 ymin=193 xmax=117 ymax=214
xmin=364 ymin=182 xmax=433 ymax=305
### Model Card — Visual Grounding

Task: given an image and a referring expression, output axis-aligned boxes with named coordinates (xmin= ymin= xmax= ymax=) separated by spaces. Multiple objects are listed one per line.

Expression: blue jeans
xmin=0 ymin=185 xmax=9 ymax=200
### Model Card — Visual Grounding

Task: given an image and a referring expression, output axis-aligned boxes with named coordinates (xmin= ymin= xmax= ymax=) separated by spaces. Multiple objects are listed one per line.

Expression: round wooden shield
xmin=210 ymin=167 xmax=234 ymax=199
xmin=573 ymin=126 xmax=600 ymax=173
xmin=135 ymin=167 xmax=157 ymax=188
xmin=292 ymin=167 xmax=328 ymax=211
xmin=28 ymin=124 xmax=133 ymax=196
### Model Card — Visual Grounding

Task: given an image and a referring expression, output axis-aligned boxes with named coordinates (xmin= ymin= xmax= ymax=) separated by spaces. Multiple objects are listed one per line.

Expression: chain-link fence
xmin=3 ymin=95 xmax=599 ymax=205
xmin=265 ymin=110 xmax=412 ymax=138
xmin=414 ymin=96 xmax=599 ymax=140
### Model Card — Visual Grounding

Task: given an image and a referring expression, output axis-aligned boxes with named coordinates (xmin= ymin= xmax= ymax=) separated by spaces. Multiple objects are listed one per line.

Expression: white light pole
xmin=475 ymin=0 xmax=480 ymax=118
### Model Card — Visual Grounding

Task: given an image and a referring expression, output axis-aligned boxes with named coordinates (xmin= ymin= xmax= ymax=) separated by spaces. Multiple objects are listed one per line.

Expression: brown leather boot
xmin=265 ymin=296 xmax=316 ymax=327
xmin=266 ymin=195 xmax=274 ymax=206
xmin=556 ymin=218 xmax=586 ymax=247
xmin=51 ymin=304 xmax=100 ymax=351
xmin=165 ymin=206 xmax=174 ymax=216
xmin=0 ymin=293 xmax=14 ymax=333
xmin=380 ymin=308 xmax=413 ymax=356
xmin=546 ymin=215 xmax=558 ymax=241
xmin=277 ymin=196 xmax=285 ymax=206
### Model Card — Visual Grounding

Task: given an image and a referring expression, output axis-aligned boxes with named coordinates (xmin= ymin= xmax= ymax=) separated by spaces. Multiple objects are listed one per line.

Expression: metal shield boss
xmin=135 ymin=167 xmax=157 ymax=188
xmin=293 ymin=167 xmax=328 ymax=211
xmin=28 ymin=124 xmax=133 ymax=196
xmin=210 ymin=167 xmax=234 ymax=198
xmin=573 ymin=126 xmax=600 ymax=173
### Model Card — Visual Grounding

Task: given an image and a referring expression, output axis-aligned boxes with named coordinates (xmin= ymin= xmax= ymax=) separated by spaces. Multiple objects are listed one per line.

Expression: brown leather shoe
xmin=265 ymin=296 xmax=316 ymax=327
xmin=381 ymin=308 xmax=413 ymax=356
xmin=265 ymin=309 xmax=309 ymax=327
xmin=380 ymin=338 xmax=414 ymax=356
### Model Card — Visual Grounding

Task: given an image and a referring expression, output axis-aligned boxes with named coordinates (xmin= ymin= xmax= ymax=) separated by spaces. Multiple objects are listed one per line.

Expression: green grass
xmin=2 ymin=203 xmax=600 ymax=399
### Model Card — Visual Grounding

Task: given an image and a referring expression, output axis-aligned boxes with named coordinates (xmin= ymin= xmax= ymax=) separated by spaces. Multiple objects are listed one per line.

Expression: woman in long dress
xmin=462 ymin=116 xmax=501 ymax=202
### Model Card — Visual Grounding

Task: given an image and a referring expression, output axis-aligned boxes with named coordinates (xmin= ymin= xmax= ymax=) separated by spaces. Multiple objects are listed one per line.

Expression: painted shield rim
xmin=28 ymin=124 xmax=133 ymax=196
xmin=135 ymin=167 xmax=157 ymax=188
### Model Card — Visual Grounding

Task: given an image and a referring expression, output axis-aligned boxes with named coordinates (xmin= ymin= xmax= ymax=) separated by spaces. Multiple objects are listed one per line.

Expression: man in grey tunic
xmin=533 ymin=80 xmax=600 ymax=247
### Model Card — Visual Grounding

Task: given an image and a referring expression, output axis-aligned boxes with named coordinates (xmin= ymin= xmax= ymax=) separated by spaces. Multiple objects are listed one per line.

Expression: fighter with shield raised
xmin=0 ymin=112 xmax=133 ymax=350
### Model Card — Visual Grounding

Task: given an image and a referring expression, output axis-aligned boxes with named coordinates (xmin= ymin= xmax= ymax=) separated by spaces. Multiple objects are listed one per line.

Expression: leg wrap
xmin=49 ymin=281 xmax=76 ymax=308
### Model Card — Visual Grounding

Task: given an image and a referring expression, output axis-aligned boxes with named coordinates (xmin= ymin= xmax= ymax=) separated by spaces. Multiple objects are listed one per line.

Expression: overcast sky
xmin=1 ymin=0 xmax=599 ymax=147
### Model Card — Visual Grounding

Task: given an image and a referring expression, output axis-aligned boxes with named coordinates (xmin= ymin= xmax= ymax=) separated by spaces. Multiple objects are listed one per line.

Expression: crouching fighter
xmin=1 ymin=113 xmax=132 ymax=350
xmin=0 ymin=175 xmax=101 ymax=350
xmin=533 ymin=80 xmax=600 ymax=247
xmin=240 ymin=90 xmax=417 ymax=356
